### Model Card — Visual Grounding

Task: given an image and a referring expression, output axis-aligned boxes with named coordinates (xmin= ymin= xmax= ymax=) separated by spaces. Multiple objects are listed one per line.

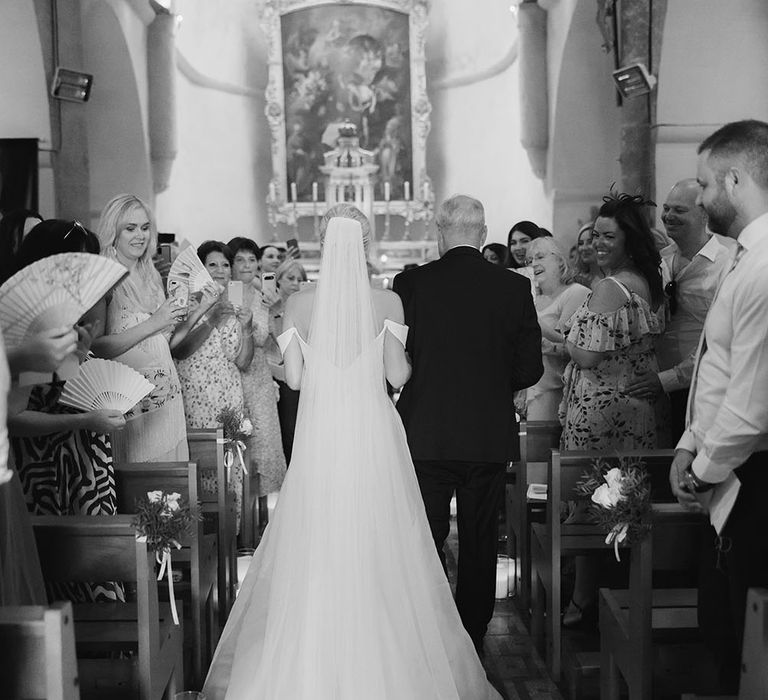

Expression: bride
xmin=203 ymin=206 xmax=501 ymax=700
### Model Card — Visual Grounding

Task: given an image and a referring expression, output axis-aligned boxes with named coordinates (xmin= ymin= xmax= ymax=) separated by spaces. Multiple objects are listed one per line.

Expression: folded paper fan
xmin=0 ymin=253 xmax=128 ymax=348
xmin=167 ymin=246 xmax=215 ymax=295
xmin=60 ymin=359 xmax=155 ymax=414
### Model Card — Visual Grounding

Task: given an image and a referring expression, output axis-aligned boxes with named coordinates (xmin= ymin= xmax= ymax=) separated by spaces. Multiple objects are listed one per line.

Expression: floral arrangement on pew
xmin=217 ymin=406 xmax=253 ymax=476
xmin=132 ymin=490 xmax=198 ymax=624
xmin=576 ymin=457 xmax=652 ymax=561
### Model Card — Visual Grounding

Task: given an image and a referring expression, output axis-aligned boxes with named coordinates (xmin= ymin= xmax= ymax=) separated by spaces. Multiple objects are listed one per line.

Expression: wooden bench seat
xmin=114 ymin=461 xmax=218 ymax=689
xmin=599 ymin=503 xmax=704 ymax=700
xmin=530 ymin=448 xmax=676 ymax=679
xmin=187 ymin=428 xmax=238 ymax=624
xmin=32 ymin=515 xmax=184 ymax=700
xmin=0 ymin=601 xmax=80 ymax=699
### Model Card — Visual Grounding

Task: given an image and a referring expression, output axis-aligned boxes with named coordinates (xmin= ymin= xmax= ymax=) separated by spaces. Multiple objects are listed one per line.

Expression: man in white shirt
xmin=669 ymin=119 xmax=768 ymax=690
xmin=626 ymin=179 xmax=734 ymax=442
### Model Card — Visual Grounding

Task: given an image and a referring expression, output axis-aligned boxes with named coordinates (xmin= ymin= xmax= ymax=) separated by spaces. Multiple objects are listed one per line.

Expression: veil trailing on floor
xmin=203 ymin=217 xmax=500 ymax=699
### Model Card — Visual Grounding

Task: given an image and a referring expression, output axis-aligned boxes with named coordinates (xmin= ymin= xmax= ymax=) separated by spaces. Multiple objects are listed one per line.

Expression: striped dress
xmin=11 ymin=381 xmax=124 ymax=602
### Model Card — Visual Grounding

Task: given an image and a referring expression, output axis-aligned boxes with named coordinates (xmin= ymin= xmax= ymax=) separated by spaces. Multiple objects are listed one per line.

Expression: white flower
xmin=165 ymin=493 xmax=181 ymax=512
xmin=147 ymin=490 xmax=163 ymax=503
xmin=241 ymin=418 xmax=253 ymax=436
xmin=604 ymin=468 xmax=624 ymax=490
xmin=591 ymin=483 xmax=622 ymax=509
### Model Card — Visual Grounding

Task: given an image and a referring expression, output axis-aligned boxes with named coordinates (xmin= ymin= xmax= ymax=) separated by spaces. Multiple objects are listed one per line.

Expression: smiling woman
xmin=90 ymin=194 xmax=191 ymax=463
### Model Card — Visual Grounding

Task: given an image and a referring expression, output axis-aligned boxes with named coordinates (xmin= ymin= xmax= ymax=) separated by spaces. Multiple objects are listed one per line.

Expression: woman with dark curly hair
xmin=559 ymin=192 xmax=664 ymax=626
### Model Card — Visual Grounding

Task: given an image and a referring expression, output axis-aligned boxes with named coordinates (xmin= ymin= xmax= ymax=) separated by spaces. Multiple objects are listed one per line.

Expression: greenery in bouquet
xmin=576 ymin=457 xmax=652 ymax=559
xmin=216 ymin=405 xmax=254 ymax=442
xmin=132 ymin=490 xmax=198 ymax=555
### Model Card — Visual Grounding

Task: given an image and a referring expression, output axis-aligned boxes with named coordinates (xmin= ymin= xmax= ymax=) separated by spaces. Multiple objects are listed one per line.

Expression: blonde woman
xmin=91 ymin=194 xmax=194 ymax=462
xmin=525 ymin=237 xmax=590 ymax=421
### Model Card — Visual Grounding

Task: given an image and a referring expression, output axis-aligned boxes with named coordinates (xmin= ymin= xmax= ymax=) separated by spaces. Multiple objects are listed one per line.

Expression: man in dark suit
xmin=393 ymin=194 xmax=543 ymax=654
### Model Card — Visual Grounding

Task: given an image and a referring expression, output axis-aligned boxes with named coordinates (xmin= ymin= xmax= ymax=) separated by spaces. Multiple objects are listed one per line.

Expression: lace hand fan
xmin=60 ymin=359 xmax=155 ymax=413
xmin=0 ymin=253 xmax=128 ymax=348
xmin=167 ymin=246 xmax=215 ymax=295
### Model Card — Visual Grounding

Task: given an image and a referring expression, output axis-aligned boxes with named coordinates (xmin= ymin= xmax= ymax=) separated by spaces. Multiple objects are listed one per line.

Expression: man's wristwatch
xmin=684 ymin=465 xmax=716 ymax=493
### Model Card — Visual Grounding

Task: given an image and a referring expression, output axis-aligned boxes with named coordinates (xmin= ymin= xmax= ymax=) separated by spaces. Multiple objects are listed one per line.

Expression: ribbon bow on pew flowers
xmin=132 ymin=490 xmax=198 ymax=624
xmin=576 ymin=458 xmax=652 ymax=561
xmin=217 ymin=406 xmax=253 ymax=476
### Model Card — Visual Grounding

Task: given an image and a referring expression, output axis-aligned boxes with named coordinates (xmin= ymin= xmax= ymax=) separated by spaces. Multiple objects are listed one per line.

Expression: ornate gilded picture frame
xmin=259 ymin=0 xmax=432 ymax=224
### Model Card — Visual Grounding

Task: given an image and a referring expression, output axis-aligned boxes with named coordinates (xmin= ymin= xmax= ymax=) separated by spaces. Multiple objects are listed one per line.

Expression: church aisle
xmin=444 ymin=518 xmax=563 ymax=700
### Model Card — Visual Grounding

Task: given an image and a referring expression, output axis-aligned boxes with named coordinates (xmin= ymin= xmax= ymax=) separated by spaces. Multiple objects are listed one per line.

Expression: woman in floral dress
xmin=560 ymin=192 xmax=664 ymax=627
xmin=174 ymin=240 xmax=253 ymax=530
xmin=228 ymin=237 xmax=286 ymax=497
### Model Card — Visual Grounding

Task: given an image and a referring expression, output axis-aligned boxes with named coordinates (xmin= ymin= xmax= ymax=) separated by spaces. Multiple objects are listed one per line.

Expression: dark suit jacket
xmin=393 ymin=246 xmax=543 ymax=463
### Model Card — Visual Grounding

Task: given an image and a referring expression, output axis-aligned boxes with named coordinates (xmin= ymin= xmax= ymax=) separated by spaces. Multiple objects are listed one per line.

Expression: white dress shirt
xmin=678 ymin=212 xmax=768 ymax=502
xmin=657 ymin=234 xmax=734 ymax=392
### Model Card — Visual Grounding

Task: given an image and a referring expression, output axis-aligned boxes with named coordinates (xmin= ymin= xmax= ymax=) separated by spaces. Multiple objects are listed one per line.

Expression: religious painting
xmin=261 ymin=0 xmax=432 ymax=220
xmin=281 ymin=5 xmax=411 ymax=202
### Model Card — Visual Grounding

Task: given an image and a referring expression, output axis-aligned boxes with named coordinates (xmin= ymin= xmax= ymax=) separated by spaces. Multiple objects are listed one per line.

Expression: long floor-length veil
xmin=204 ymin=218 xmax=501 ymax=699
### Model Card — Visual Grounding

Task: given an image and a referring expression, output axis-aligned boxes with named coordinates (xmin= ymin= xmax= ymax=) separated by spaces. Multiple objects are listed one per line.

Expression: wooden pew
xmin=0 ymin=601 xmax=79 ymax=699
xmin=506 ymin=419 xmax=561 ymax=610
xmin=599 ymin=503 xmax=704 ymax=700
xmin=32 ymin=515 xmax=183 ymax=700
xmin=681 ymin=587 xmax=768 ymax=700
xmin=187 ymin=428 xmax=238 ymax=623
xmin=114 ymin=461 xmax=218 ymax=689
xmin=529 ymin=448 xmax=675 ymax=679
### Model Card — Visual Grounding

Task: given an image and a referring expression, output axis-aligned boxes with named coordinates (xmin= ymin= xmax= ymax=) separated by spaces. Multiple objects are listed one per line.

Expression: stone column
xmin=147 ymin=7 xmax=178 ymax=194
xmin=618 ymin=0 xmax=652 ymax=197
xmin=518 ymin=1 xmax=549 ymax=179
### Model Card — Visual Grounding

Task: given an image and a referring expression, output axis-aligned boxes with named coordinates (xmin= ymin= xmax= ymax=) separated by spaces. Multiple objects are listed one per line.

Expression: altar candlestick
xmin=422 ymin=182 xmax=429 ymax=202
xmin=268 ymin=182 xmax=276 ymax=201
xmin=290 ymin=182 xmax=298 ymax=203
xmin=384 ymin=181 xmax=391 ymax=202
xmin=312 ymin=182 xmax=318 ymax=202
xmin=404 ymin=181 xmax=410 ymax=201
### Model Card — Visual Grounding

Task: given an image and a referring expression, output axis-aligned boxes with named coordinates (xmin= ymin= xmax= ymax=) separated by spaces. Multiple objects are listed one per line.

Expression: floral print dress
xmin=561 ymin=278 xmax=662 ymax=450
xmin=240 ymin=290 xmax=286 ymax=496
xmin=176 ymin=315 xmax=245 ymax=529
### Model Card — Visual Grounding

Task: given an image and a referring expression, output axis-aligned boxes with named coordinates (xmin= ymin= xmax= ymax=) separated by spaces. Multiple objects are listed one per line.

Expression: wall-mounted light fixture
xmin=50 ymin=67 xmax=93 ymax=103
xmin=611 ymin=62 xmax=656 ymax=99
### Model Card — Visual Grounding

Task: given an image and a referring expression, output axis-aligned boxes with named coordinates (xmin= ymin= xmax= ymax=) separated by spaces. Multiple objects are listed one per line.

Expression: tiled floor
xmin=444 ymin=518 xmax=564 ymax=700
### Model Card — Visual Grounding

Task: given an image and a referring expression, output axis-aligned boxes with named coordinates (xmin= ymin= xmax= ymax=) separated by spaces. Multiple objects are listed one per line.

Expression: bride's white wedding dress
xmin=203 ymin=218 xmax=501 ymax=700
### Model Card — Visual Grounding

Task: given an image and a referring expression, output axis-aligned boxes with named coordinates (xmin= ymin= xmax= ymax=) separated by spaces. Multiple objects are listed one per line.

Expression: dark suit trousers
xmin=413 ymin=460 xmax=506 ymax=648
xmin=698 ymin=450 xmax=768 ymax=692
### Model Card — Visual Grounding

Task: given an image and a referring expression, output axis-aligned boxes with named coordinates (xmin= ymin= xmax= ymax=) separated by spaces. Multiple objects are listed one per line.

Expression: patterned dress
xmin=176 ymin=316 xmax=245 ymax=529
xmin=105 ymin=296 xmax=189 ymax=463
xmin=561 ymin=278 xmax=662 ymax=450
xmin=240 ymin=289 xmax=286 ymax=496
xmin=11 ymin=382 xmax=124 ymax=602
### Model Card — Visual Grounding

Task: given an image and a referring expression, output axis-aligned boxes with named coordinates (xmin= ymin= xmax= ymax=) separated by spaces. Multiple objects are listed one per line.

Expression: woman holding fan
xmin=92 ymin=194 xmax=193 ymax=462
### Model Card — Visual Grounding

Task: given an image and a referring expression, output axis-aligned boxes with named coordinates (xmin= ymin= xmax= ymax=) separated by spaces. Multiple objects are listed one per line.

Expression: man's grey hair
xmin=436 ymin=195 xmax=485 ymax=238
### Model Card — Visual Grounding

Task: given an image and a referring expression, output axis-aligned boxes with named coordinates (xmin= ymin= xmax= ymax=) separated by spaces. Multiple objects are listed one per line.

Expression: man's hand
xmin=669 ymin=449 xmax=703 ymax=511
xmin=625 ymin=371 xmax=663 ymax=400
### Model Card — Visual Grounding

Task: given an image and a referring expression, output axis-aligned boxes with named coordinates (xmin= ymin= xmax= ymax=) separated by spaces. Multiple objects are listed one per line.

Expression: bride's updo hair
xmin=319 ymin=204 xmax=371 ymax=255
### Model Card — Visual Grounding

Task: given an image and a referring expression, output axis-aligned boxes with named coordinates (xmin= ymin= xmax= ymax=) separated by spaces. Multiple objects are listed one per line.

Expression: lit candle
xmin=290 ymin=182 xmax=298 ymax=203
xmin=422 ymin=182 xmax=429 ymax=202
xmin=495 ymin=557 xmax=509 ymax=598
xmin=268 ymin=182 xmax=276 ymax=201
xmin=404 ymin=181 xmax=410 ymax=201
xmin=312 ymin=182 xmax=318 ymax=202
xmin=384 ymin=181 xmax=391 ymax=202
